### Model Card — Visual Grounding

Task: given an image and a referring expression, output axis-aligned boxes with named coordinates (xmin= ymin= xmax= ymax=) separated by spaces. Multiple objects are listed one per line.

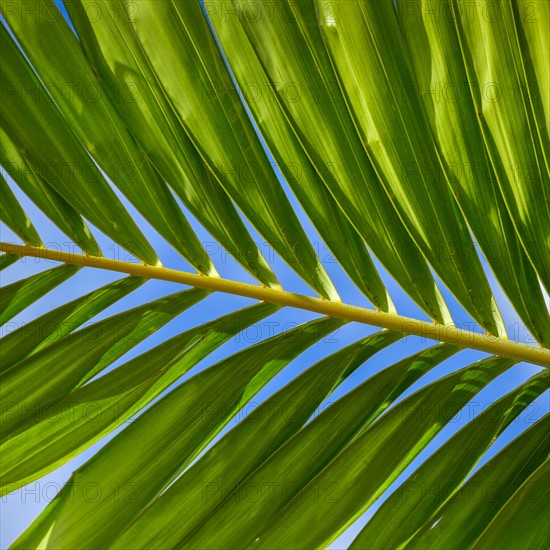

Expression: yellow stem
xmin=2 ymin=242 xmax=549 ymax=368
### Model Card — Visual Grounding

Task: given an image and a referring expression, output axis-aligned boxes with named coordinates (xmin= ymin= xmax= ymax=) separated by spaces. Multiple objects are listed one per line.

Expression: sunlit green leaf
xmin=1 ymin=302 xmax=278 ymax=489
xmin=0 ymin=173 xmax=42 ymax=247
xmin=207 ymin=0 xmax=452 ymax=322
xmin=68 ymin=0 xmax=279 ymax=288
xmin=175 ymin=344 xmax=464 ymax=549
xmin=451 ymin=0 xmax=550 ymax=291
xmin=0 ymin=287 xmax=209 ymax=439
xmin=407 ymin=413 xmax=550 ymax=549
xmin=0 ymin=253 xmax=19 ymax=271
xmin=396 ymin=0 xmax=550 ymax=346
xmin=471 ymin=460 xmax=549 ymax=550
xmin=123 ymin=0 xmax=340 ymax=299
xmin=2 ymin=0 xmax=219 ymax=275
xmin=1 ymin=264 xmax=79 ymax=325
xmin=109 ymin=331 xmax=402 ymax=549
xmin=12 ymin=316 xmax=344 ymax=549
xmin=184 ymin=356 xmax=512 ymax=549
xmin=0 ymin=25 xmax=157 ymax=265
xmin=1 ymin=276 xmax=144 ymax=372
xmin=1 ymin=1 xmax=547 ymax=547
xmin=1 ymin=128 xmax=100 ymax=256
xmin=350 ymin=371 xmax=549 ymax=548
xmin=315 ymin=0 xmax=505 ymax=335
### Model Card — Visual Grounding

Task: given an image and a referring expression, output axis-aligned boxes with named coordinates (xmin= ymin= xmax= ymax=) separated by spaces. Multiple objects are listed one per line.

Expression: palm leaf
xmin=1 ymin=264 xmax=79 ymax=325
xmin=1 ymin=0 xmax=548 ymax=548
xmin=350 ymin=371 xmax=549 ymax=548
xmin=0 ymin=174 xmax=42 ymax=248
xmin=406 ymin=414 xmax=549 ymax=549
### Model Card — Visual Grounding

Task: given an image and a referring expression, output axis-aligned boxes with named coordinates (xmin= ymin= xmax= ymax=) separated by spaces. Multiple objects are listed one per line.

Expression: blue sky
xmin=1 ymin=1 xmax=548 ymax=548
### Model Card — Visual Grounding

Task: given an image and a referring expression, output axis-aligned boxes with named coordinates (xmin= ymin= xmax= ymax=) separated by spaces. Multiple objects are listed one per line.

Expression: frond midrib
xmin=2 ymin=242 xmax=548 ymax=369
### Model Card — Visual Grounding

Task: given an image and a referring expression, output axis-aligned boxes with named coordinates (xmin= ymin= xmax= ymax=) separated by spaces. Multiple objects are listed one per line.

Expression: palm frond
xmin=1 ymin=0 xmax=548 ymax=548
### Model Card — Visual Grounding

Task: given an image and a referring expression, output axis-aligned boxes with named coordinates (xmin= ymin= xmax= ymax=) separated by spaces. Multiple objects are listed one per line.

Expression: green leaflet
xmin=246 ymin=358 xmax=515 ymax=549
xmin=0 ymin=276 xmax=144 ymax=372
xmin=0 ymin=254 xmax=19 ymax=271
xmin=67 ymin=0 xmax=279 ymax=288
xmin=0 ymin=173 xmax=42 ymax=247
xmin=451 ymin=0 xmax=550 ymax=291
xmin=408 ymin=414 xmax=550 ymax=549
xmin=1 ymin=302 xmax=278 ymax=490
xmin=197 ymin=2 xmax=394 ymax=311
xmin=13 ymin=316 xmax=344 ymax=549
xmin=0 ymin=287 xmax=209 ymax=440
xmin=0 ymin=264 xmax=79 ymax=325
xmin=2 ymin=0 xmax=218 ymax=275
xmin=350 ymin=371 xmax=550 ymax=548
xmin=175 ymin=343 xmax=461 ymax=549
xmin=207 ymin=0 xmax=454 ymax=324
xmin=0 ymin=25 xmax=157 ymax=265
xmin=471 ymin=460 xmax=550 ymax=549
xmin=124 ymin=0 xmax=339 ymax=300
xmin=0 ymin=128 xmax=99 ymax=256
xmin=109 ymin=330 xmax=401 ymax=549
xmin=314 ymin=0 xmax=505 ymax=336
xmin=516 ymin=0 xmax=549 ymax=140
xmin=397 ymin=0 xmax=550 ymax=346
xmin=183 ymin=355 xmax=512 ymax=549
